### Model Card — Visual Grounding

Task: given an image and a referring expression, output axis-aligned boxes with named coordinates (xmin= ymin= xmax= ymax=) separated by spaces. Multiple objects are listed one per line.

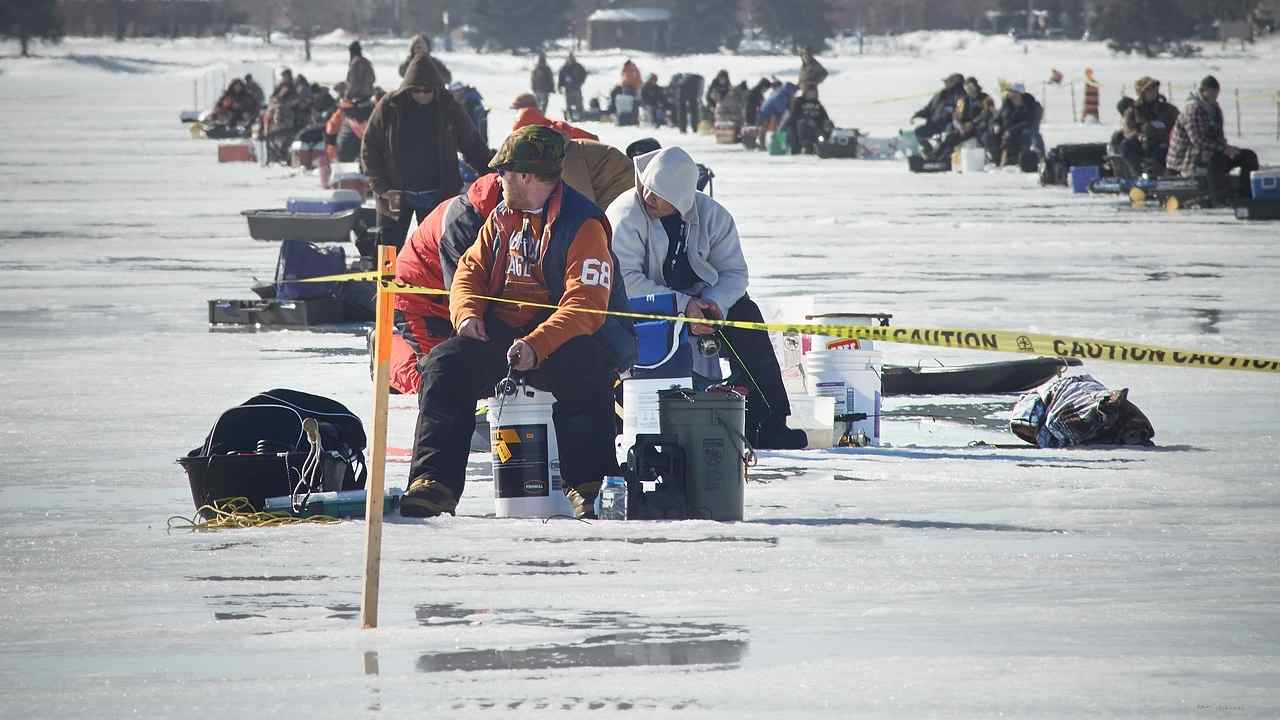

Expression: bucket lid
xmin=657 ymin=387 xmax=746 ymax=407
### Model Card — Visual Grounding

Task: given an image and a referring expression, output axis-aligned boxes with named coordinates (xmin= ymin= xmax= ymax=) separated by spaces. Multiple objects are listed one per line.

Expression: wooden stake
xmin=1070 ymin=80 xmax=1077 ymax=123
xmin=1235 ymin=88 xmax=1242 ymax=138
xmin=360 ymin=242 xmax=396 ymax=630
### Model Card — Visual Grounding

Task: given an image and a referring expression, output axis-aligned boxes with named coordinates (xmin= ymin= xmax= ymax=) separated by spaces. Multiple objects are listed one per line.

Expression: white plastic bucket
xmin=805 ymin=349 xmax=883 ymax=446
xmin=619 ymin=376 xmax=691 ymax=465
xmin=488 ymin=388 xmax=572 ymax=518
xmin=807 ymin=312 xmax=883 ymax=352
xmin=786 ymin=394 xmax=836 ymax=449
xmin=954 ymin=139 xmax=985 ymax=174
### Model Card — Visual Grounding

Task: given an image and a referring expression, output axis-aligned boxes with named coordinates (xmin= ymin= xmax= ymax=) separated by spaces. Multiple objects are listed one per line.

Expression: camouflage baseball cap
xmin=490 ymin=125 xmax=566 ymax=175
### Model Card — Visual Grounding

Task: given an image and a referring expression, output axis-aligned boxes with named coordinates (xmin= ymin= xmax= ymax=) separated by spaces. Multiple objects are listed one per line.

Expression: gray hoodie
xmin=606 ymin=147 xmax=749 ymax=319
xmin=606 ymin=147 xmax=749 ymax=379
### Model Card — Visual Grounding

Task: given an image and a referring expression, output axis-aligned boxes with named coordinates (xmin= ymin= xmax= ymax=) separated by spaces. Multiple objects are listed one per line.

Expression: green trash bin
xmin=658 ymin=388 xmax=747 ymax=521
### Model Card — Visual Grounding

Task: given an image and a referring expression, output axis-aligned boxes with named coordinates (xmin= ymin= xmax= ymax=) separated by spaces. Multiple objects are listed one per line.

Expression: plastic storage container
xmin=786 ymin=394 xmax=836 ymax=449
xmin=1070 ymin=165 xmax=1101 ymax=193
xmin=286 ymin=190 xmax=363 ymax=215
xmin=217 ymin=141 xmax=256 ymax=163
xmin=657 ymin=388 xmax=747 ymax=522
xmin=1251 ymin=168 xmax=1280 ymax=200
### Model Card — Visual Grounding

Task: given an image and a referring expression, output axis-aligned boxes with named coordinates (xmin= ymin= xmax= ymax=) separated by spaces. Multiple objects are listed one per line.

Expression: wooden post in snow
xmin=1070 ymin=80 xmax=1077 ymax=123
xmin=360 ymin=243 xmax=396 ymax=629
xmin=1235 ymin=88 xmax=1242 ymax=137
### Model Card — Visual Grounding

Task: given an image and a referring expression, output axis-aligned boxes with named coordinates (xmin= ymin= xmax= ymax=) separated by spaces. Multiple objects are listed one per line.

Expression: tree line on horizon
xmin=3 ymin=0 xmax=1275 ymax=58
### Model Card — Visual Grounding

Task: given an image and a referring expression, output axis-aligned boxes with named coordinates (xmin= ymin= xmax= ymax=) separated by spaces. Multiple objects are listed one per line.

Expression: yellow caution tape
xmin=868 ymin=90 xmax=935 ymax=105
xmin=300 ymin=272 xmax=1280 ymax=373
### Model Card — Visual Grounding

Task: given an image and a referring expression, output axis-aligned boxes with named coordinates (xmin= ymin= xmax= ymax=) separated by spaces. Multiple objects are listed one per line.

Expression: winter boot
xmin=400 ymin=477 xmax=458 ymax=518
xmin=752 ymin=417 xmax=807 ymax=450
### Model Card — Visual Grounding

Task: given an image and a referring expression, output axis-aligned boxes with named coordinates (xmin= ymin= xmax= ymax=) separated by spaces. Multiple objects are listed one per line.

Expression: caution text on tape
xmin=300 ymin=271 xmax=1280 ymax=373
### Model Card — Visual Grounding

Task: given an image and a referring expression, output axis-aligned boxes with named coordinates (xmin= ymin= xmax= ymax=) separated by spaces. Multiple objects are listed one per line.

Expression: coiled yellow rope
xmin=167 ymin=497 xmax=342 ymax=532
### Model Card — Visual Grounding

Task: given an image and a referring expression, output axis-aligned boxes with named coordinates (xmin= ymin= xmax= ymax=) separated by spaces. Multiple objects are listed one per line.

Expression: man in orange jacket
xmin=401 ymin=126 xmax=632 ymax=519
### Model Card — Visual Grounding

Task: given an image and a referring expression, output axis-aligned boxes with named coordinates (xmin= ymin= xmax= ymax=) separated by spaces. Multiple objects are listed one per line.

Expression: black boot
xmin=752 ymin=417 xmax=807 ymax=450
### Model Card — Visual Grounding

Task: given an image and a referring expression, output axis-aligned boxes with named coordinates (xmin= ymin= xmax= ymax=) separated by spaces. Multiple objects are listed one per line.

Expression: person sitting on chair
xmin=399 ymin=126 xmax=635 ymax=519
xmin=1120 ymin=76 xmax=1179 ymax=176
xmin=1167 ymin=75 xmax=1261 ymax=205
xmin=931 ymin=76 xmax=995 ymax=161
xmin=607 ymin=146 xmax=807 ymax=450
xmin=912 ymin=73 xmax=966 ymax=156
xmin=985 ymin=82 xmax=1043 ymax=167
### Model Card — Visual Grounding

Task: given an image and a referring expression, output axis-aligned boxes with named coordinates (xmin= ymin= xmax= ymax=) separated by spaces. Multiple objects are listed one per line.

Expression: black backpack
xmin=1041 ymin=143 xmax=1109 ymax=186
xmin=180 ymin=389 xmax=367 ymax=513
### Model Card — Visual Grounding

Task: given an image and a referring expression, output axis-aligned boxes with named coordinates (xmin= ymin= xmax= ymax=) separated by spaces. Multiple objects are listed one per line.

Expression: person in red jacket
xmin=400 ymin=126 xmax=633 ymax=519
xmin=389 ymin=173 xmax=503 ymax=395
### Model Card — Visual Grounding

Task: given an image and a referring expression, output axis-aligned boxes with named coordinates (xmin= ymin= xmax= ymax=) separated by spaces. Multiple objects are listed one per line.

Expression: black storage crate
xmin=208 ymin=298 xmax=345 ymax=327
xmin=1235 ymin=199 xmax=1280 ymax=221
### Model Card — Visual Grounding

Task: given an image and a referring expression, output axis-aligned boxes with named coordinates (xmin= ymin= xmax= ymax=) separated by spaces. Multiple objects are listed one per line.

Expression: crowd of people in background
xmin=190 ymin=34 xmax=1270 ymax=518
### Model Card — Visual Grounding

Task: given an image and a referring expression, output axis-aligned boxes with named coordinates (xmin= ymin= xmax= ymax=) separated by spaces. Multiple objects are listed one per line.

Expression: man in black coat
xmin=985 ymin=82 xmax=1043 ymax=166
xmin=912 ymin=73 xmax=965 ymax=155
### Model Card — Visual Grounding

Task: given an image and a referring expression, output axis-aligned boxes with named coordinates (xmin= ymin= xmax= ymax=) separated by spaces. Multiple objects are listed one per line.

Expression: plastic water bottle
xmin=595 ymin=475 xmax=628 ymax=520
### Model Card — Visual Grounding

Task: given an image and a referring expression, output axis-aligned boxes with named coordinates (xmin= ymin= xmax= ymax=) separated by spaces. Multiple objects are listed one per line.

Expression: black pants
xmin=1207 ymin=148 xmax=1259 ymax=201
xmin=712 ymin=295 xmax=791 ymax=436
xmin=914 ymin=118 xmax=950 ymax=148
xmin=933 ymin=126 xmax=984 ymax=160
xmin=379 ymin=200 xmax=435 ymax=250
xmin=1120 ymin=137 xmax=1168 ymax=175
xmin=675 ymin=96 xmax=700 ymax=133
xmin=409 ymin=318 xmax=619 ymax=501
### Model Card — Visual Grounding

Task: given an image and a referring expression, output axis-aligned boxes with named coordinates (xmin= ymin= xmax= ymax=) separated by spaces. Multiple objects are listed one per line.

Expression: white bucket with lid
xmin=953 ymin=138 xmax=986 ymax=174
xmin=806 ymin=312 xmax=889 ymax=352
xmin=786 ymin=394 xmax=836 ymax=449
xmin=619 ymin=376 xmax=691 ymax=465
xmin=804 ymin=349 xmax=883 ymax=446
xmin=488 ymin=388 xmax=573 ymax=518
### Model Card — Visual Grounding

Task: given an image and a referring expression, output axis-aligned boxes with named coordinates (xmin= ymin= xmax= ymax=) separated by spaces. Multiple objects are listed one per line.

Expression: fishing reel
xmin=695 ymin=334 xmax=720 ymax=357
xmin=495 ymin=365 xmax=520 ymax=398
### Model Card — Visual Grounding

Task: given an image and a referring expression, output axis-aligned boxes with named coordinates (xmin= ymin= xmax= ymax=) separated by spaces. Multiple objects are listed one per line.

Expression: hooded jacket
xmin=398 ymin=34 xmax=452 ymax=84
xmin=1123 ymin=96 xmax=1179 ymax=146
xmin=531 ymin=58 xmax=554 ymax=94
xmin=361 ymin=56 xmax=492 ymax=209
xmin=799 ymin=53 xmax=828 ymax=87
xmin=451 ymin=182 xmax=635 ymax=370
xmin=1167 ymin=91 xmax=1231 ymax=176
xmin=606 ymin=147 xmax=748 ymax=323
xmin=511 ymin=109 xmax=632 ymax=210
xmin=346 ymin=54 xmax=376 ymax=101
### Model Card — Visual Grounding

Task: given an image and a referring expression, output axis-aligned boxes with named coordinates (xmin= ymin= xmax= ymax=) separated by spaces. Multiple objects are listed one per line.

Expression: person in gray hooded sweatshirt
xmin=607 ymin=146 xmax=806 ymax=450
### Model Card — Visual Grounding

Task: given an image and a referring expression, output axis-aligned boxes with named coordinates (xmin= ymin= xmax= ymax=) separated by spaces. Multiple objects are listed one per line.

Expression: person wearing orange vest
xmin=400 ymin=126 xmax=636 ymax=519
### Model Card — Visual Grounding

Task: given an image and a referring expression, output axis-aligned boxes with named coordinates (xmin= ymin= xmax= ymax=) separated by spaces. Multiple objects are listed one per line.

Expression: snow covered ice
xmin=1 ymin=33 xmax=1279 ymax=717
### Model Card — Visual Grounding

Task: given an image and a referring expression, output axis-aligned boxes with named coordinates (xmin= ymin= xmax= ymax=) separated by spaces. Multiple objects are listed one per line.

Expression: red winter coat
xmin=389 ymin=174 xmax=503 ymax=394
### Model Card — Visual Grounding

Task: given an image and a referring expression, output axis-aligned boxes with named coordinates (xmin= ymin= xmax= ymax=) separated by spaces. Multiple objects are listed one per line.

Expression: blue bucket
xmin=1070 ymin=165 xmax=1100 ymax=194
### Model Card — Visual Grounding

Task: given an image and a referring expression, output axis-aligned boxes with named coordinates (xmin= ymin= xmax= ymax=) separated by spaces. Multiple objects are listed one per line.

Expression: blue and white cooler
xmin=618 ymin=293 xmax=693 ymax=464
xmin=1252 ymin=167 xmax=1280 ymax=200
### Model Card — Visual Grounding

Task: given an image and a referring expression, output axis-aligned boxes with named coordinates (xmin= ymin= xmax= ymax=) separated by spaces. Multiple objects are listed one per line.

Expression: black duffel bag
xmin=1041 ymin=142 xmax=1109 ymax=186
xmin=179 ymin=389 xmax=367 ymax=514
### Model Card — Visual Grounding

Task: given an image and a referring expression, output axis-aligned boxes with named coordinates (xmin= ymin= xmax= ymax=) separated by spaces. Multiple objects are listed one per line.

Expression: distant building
xmin=587 ymin=8 xmax=671 ymax=52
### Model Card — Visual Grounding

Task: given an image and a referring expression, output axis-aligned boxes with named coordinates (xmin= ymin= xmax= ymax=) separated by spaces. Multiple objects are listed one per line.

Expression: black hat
xmin=626 ymin=137 xmax=661 ymax=158
xmin=1200 ymin=75 xmax=1220 ymax=91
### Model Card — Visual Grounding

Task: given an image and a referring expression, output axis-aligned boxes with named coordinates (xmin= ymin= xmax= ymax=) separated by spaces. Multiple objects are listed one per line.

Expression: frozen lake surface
xmin=1 ymin=34 xmax=1278 ymax=717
